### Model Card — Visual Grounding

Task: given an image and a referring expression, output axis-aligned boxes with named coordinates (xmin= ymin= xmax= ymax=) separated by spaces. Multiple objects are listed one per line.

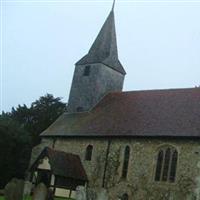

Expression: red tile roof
xmin=41 ymin=88 xmax=200 ymax=137
xmin=30 ymin=147 xmax=88 ymax=181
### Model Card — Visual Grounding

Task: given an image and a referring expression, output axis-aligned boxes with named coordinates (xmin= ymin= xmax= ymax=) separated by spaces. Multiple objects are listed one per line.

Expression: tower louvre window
xmin=122 ymin=146 xmax=130 ymax=179
xmin=155 ymin=146 xmax=178 ymax=183
xmin=85 ymin=145 xmax=93 ymax=161
xmin=83 ymin=65 xmax=91 ymax=76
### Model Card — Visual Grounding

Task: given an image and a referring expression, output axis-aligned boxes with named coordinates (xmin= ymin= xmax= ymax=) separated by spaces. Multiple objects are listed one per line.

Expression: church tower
xmin=68 ymin=8 xmax=126 ymax=113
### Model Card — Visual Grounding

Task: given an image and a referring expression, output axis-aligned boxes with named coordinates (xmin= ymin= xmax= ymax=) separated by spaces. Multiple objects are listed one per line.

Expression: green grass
xmin=0 ymin=196 xmax=73 ymax=200
xmin=0 ymin=197 xmax=32 ymax=200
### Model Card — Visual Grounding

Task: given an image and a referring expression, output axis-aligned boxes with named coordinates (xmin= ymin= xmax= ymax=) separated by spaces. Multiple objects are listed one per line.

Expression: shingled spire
xmin=68 ymin=6 xmax=126 ymax=113
xmin=76 ymin=9 xmax=126 ymax=75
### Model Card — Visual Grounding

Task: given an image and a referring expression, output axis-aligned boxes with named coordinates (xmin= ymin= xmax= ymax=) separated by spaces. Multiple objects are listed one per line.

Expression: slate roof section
xmin=30 ymin=147 xmax=88 ymax=181
xmin=76 ymin=11 xmax=126 ymax=75
xmin=41 ymin=88 xmax=200 ymax=138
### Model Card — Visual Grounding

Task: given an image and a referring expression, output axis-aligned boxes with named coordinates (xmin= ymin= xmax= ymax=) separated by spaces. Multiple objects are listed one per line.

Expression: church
xmin=29 ymin=4 xmax=200 ymax=200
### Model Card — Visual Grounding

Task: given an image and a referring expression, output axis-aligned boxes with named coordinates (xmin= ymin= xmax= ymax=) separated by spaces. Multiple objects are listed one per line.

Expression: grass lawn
xmin=0 ymin=197 xmax=31 ymax=200
xmin=0 ymin=196 xmax=74 ymax=200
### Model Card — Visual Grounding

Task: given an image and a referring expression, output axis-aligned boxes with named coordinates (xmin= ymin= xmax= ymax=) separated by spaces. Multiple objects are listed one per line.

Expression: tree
xmin=0 ymin=116 xmax=31 ymax=188
xmin=0 ymin=94 xmax=66 ymax=188
xmin=10 ymin=94 xmax=67 ymax=145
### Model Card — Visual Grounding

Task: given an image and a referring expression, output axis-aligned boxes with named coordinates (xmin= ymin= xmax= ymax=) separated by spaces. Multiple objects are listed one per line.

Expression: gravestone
xmin=86 ymin=187 xmax=109 ymax=200
xmin=23 ymin=181 xmax=32 ymax=198
xmin=0 ymin=189 xmax=4 ymax=195
xmin=32 ymin=183 xmax=47 ymax=200
xmin=87 ymin=188 xmax=96 ymax=200
xmin=76 ymin=186 xmax=87 ymax=200
xmin=96 ymin=188 xmax=108 ymax=200
xmin=4 ymin=178 xmax=24 ymax=200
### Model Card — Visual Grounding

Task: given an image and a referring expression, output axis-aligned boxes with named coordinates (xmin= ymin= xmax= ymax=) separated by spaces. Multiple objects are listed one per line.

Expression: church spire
xmin=112 ymin=0 xmax=116 ymax=11
xmin=68 ymin=3 xmax=126 ymax=112
xmin=76 ymin=5 xmax=126 ymax=75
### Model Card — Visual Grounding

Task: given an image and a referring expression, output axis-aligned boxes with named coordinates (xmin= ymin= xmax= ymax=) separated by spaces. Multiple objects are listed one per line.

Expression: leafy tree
xmin=0 ymin=94 xmax=66 ymax=188
xmin=10 ymin=94 xmax=67 ymax=145
xmin=0 ymin=116 xmax=31 ymax=188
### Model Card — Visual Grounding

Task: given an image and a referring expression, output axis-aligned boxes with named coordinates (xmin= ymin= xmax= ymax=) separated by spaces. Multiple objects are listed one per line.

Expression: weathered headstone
xmin=86 ymin=187 xmax=109 ymax=200
xmin=96 ymin=188 xmax=108 ymax=200
xmin=32 ymin=183 xmax=47 ymax=200
xmin=0 ymin=189 xmax=4 ymax=195
xmin=87 ymin=188 xmax=97 ymax=200
xmin=23 ymin=181 xmax=32 ymax=198
xmin=4 ymin=178 xmax=24 ymax=200
xmin=76 ymin=186 xmax=87 ymax=200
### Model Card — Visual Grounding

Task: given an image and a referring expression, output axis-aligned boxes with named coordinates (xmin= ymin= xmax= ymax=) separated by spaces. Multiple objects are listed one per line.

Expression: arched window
xmin=155 ymin=146 xmax=178 ymax=182
xmin=122 ymin=146 xmax=130 ymax=179
xmin=170 ymin=150 xmax=178 ymax=182
xmin=83 ymin=65 xmax=91 ymax=76
xmin=122 ymin=193 xmax=129 ymax=200
xmin=85 ymin=145 xmax=93 ymax=161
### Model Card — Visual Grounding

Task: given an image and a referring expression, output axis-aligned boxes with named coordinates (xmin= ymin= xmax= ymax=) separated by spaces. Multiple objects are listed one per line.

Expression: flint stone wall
xmin=37 ymin=137 xmax=200 ymax=200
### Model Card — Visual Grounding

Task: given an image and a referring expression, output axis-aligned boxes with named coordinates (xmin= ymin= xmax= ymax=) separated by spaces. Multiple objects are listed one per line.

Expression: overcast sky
xmin=1 ymin=0 xmax=200 ymax=112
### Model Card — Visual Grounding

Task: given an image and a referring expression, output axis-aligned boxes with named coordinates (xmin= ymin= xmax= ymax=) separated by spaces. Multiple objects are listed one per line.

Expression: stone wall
xmin=54 ymin=138 xmax=108 ymax=187
xmin=39 ymin=137 xmax=200 ymax=200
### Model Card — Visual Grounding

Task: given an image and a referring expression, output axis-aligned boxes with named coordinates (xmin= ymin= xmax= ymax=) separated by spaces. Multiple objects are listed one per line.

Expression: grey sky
xmin=1 ymin=0 xmax=200 ymax=112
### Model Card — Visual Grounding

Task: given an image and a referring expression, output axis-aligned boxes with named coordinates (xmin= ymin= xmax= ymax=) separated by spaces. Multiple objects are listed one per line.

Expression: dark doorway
xmin=37 ymin=170 xmax=51 ymax=187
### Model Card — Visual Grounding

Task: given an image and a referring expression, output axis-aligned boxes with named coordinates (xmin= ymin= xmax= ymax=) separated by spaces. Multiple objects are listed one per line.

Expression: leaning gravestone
xmin=4 ymin=178 xmax=24 ymax=200
xmin=32 ymin=183 xmax=47 ymax=200
xmin=76 ymin=186 xmax=87 ymax=200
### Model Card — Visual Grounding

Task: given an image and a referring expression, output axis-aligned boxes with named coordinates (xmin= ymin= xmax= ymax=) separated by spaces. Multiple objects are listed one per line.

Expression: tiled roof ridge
xmin=46 ymin=147 xmax=79 ymax=157
xmin=60 ymin=87 xmax=200 ymax=116
xmin=41 ymin=86 xmax=200 ymax=138
xmin=111 ymin=87 xmax=200 ymax=95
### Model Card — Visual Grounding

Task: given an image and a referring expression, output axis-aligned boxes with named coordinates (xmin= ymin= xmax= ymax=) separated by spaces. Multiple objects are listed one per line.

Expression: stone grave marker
xmin=76 ymin=186 xmax=87 ymax=200
xmin=4 ymin=178 xmax=24 ymax=200
xmin=23 ymin=181 xmax=32 ymax=199
xmin=96 ymin=188 xmax=108 ymax=200
xmin=32 ymin=183 xmax=47 ymax=200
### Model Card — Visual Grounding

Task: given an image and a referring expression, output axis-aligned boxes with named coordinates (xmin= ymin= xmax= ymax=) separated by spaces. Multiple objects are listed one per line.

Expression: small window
xmin=77 ymin=107 xmax=83 ymax=112
xmin=155 ymin=146 xmax=178 ymax=183
xmin=83 ymin=65 xmax=91 ymax=76
xmin=85 ymin=145 xmax=93 ymax=161
xmin=122 ymin=146 xmax=130 ymax=179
